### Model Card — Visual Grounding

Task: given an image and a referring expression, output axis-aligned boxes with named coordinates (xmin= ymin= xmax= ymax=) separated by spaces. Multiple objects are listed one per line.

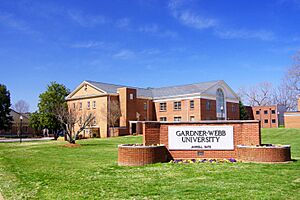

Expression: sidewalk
xmin=0 ymin=137 xmax=53 ymax=143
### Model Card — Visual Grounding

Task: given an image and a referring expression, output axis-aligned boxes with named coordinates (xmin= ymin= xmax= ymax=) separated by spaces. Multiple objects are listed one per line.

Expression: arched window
xmin=216 ymin=88 xmax=225 ymax=120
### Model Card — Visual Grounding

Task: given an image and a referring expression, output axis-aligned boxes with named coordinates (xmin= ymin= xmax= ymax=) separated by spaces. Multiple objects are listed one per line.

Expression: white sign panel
xmin=168 ymin=126 xmax=234 ymax=150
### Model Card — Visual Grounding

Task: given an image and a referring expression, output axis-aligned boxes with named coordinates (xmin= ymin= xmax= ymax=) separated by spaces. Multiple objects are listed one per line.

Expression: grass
xmin=0 ymin=129 xmax=299 ymax=200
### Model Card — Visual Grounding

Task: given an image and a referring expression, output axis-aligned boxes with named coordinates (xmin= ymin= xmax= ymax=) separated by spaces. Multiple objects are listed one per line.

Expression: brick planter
xmin=237 ymin=145 xmax=291 ymax=163
xmin=118 ymin=144 xmax=170 ymax=166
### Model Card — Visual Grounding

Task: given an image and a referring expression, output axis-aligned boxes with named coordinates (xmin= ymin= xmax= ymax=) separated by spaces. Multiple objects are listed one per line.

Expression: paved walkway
xmin=0 ymin=192 xmax=4 ymax=200
xmin=0 ymin=137 xmax=53 ymax=143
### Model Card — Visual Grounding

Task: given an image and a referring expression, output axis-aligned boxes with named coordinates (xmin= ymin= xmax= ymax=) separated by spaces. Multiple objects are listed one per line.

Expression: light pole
xmin=19 ymin=115 xmax=23 ymax=143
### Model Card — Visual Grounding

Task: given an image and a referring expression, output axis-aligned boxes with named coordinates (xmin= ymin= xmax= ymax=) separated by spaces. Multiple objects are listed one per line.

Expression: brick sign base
xmin=118 ymin=121 xmax=292 ymax=165
xmin=118 ymin=144 xmax=170 ymax=166
xmin=237 ymin=145 xmax=291 ymax=163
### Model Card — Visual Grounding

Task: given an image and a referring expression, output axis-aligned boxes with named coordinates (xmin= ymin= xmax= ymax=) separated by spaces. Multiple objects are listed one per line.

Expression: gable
xmin=201 ymin=81 xmax=239 ymax=102
xmin=68 ymin=82 xmax=106 ymax=99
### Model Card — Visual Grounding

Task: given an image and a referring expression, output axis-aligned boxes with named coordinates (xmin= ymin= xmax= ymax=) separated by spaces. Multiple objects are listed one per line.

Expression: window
xmin=264 ymin=110 xmax=268 ymax=114
xmin=206 ymin=100 xmax=211 ymax=111
xmin=84 ymin=85 xmax=87 ymax=91
xmin=271 ymin=110 xmax=276 ymax=114
xmin=256 ymin=110 xmax=260 ymax=115
xmin=190 ymin=100 xmax=194 ymax=109
xmin=160 ymin=117 xmax=167 ymax=121
xmin=190 ymin=116 xmax=195 ymax=122
xmin=87 ymin=101 xmax=90 ymax=109
xmin=231 ymin=104 xmax=236 ymax=112
xmin=160 ymin=102 xmax=167 ymax=111
xmin=92 ymin=101 xmax=96 ymax=109
xmin=272 ymin=119 xmax=276 ymax=124
xmin=79 ymin=102 xmax=82 ymax=110
xmin=174 ymin=101 xmax=181 ymax=110
xmin=129 ymin=93 xmax=134 ymax=100
xmin=174 ymin=116 xmax=181 ymax=122
xmin=73 ymin=103 xmax=76 ymax=109
xmin=144 ymin=102 xmax=147 ymax=110
xmin=216 ymin=88 xmax=225 ymax=119
xmin=264 ymin=119 xmax=268 ymax=123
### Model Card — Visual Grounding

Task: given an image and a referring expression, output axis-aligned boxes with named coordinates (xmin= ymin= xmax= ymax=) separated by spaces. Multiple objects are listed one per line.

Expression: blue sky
xmin=1 ymin=0 xmax=300 ymax=111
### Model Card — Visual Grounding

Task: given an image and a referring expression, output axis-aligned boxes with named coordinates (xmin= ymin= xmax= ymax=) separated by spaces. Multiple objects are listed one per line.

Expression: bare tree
xmin=13 ymin=100 xmax=30 ymax=113
xmin=273 ymin=79 xmax=298 ymax=111
xmin=273 ymin=51 xmax=300 ymax=111
xmin=238 ymin=82 xmax=274 ymax=106
xmin=54 ymin=104 xmax=95 ymax=144
xmin=107 ymin=100 xmax=122 ymax=136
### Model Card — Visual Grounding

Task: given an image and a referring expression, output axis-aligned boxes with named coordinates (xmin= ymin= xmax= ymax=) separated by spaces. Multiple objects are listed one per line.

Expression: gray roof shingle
xmin=86 ymin=80 xmax=220 ymax=99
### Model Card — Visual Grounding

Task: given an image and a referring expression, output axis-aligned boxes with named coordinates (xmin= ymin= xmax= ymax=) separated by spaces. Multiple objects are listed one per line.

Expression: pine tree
xmin=239 ymin=101 xmax=250 ymax=120
xmin=0 ymin=84 xmax=13 ymax=130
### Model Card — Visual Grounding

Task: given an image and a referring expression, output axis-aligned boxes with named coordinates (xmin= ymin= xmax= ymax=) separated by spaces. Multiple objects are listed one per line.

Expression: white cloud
xmin=138 ymin=24 xmax=159 ymax=33
xmin=67 ymin=10 xmax=108 ymax=27
xmin=138 ymin=23 xmax=178 ymax=38
xmin=168 ymin=0 xmax=275 ymax=41
xmin=113 ymin=49 xmax=136 ymax=60
xmin=115 ymin=18 xmax=131 ymax=29
xmin=168 ymin=0 xmax=217 ymax=30
xmin=0 ymin=12 xmax=34 ymax=33
xmin=175 ymin=10 xmax=217 ymax=29
xmin=214 ymin=29 xmax=275 ymax=41
xmin=70 ymin=41 xmax=105 ymax=48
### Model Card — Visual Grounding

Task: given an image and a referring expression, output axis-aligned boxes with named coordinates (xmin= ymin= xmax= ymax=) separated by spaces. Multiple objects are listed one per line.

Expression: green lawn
xmin=0 ymin=129 xmax=299 ymax=200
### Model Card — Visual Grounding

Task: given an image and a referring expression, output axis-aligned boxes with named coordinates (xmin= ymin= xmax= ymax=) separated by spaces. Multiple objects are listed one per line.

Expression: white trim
xmin=66 ymin=81 xmax=107 ymax=100
xmin=153 ymin=94 xmax=201 ymax=102
xmin=284 ymin=112 xmax=300 ymax=117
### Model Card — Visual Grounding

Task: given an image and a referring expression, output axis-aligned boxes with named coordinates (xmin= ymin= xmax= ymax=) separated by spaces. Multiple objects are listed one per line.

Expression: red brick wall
xmin=226 ymin=102 xmax=240 ymax=120
xmin=284 ymin=113 xmax=300 ymax=128
xmin=200 ymin=99 xmax=216 ymax=120
xmin=118 ymin=145 xmax=169 ymax=166
xmin=237 ymin=146 xmax=291 ymax=162
xmin=142 ymin=121 xmax=260 ymax=159
xmin=252 ymin=106 xmax=278 ymax=128
xmin=154 ymin=98 xmax=201 ymax=122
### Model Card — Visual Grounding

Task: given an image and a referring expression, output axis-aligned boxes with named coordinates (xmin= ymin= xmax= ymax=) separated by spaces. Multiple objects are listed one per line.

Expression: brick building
xmin=0 ymin=110 xmax=36 ymax=137
xmin=66 ymin=80 xmax=240 ymax=138
xmin=250 ymin=105 xmax=285 ymax=128
xmin=284 ymin=97 xmax=300 ymax=128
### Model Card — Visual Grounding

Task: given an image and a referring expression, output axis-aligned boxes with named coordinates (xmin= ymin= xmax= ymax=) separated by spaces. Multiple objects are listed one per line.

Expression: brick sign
xmin=168 ymin=126 xmax=234 ymax=150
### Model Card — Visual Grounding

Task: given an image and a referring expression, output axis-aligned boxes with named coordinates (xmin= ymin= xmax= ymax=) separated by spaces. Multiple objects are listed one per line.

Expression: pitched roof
xmin=85 ymin=80 xmax=221 ymax=99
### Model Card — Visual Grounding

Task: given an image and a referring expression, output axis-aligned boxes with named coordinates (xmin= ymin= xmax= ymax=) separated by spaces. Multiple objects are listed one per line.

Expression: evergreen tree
xmin=0 ymin=84 xmax=13 ymax=130
xmin=239 ymin=101 xmax=250 ymax=120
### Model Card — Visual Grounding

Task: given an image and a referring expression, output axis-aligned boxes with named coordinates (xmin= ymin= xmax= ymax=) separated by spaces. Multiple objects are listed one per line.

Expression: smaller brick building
xmin=251 ymin=105 xmax=280 ymax=128
xmin=284 ymin=97 xmax=300 ymax=128
xmin=0 ymin=110 xmax=36 ymax=137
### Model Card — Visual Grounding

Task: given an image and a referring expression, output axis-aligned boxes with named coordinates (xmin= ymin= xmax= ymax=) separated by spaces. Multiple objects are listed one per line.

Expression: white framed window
xmin=216 ymin=88 xmax=225 ymax=119
xmin=174 ymin=116 xmax=181 ymax=122
xmin=87 ymin=101 xmax=90 ymax=109
xmin=190 ymin=100 xmax=194 ymax=109
xmin=206 ymin=100 xmax=211 ymax=111
xmin=93 ymin=101 xmax=96 ymax=109
xmin=160 ymin=117 xmax=167 ymax=121
xmin=130 ymin=93 xmax=134 ymax=100
xmin=144 ymin=102 xmax=147 ymax=110
xmin=73 ymin=103 xmax=76 ymax=109
xmin=174 ymin=101 xmax=181 ymax=110
xmin=160 ymin=102 xmax=167 ymax=111
xmin=190 ymin=116 xmax=195 ymax=122
xmin=79 ymin=102 xmax=82 ymax=110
